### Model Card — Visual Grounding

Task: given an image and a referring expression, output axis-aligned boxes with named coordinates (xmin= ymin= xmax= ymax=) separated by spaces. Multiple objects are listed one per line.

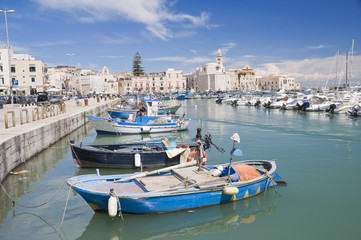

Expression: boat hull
xmin=70 ymin=143 xmax=181 ymax=168
xmin=68 ymin=160 xmax=277 ymax=214
xmin=87 ymin=115 xmax=190 ymax=134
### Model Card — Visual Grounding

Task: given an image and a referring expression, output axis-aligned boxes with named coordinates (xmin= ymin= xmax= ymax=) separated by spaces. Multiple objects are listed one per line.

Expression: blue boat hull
xmin=74 ymin=176 xmax=270 ymax=213
xmin=68 ymin=160 xmax=277 ymax=214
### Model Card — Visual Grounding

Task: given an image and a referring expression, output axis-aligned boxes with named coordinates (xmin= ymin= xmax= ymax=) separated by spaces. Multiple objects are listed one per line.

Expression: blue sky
xmin=1 ymin=0 xmax=361 ymax=87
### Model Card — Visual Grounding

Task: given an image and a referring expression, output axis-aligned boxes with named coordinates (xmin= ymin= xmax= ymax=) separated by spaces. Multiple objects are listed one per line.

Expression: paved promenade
xmin=0 ymin=97 xmax=118 ymax=145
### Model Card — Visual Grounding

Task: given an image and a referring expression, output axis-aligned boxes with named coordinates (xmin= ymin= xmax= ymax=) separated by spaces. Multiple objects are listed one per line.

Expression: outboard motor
xmin=231 ymin=100 xmax=238 ymax=106
xmin=215 ymin=98 xmax=222 ymax=104
xmin=348 ymin=104 xmax=361 ymax=116
xmin=254 ymin=100 xmax=261 ymax=107
xmin=203 ymin=133 xmax=224 ymax=153
xmin=263 ymin=101 xmax=271 ymax=108
xmin=300 ymin=102 xmax=310 ymax=111
xmin=325 ymin=104 xmax=337 ymax=114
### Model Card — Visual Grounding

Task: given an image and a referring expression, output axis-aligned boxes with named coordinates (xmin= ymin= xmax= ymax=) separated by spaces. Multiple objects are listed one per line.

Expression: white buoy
xmin=108 ymin=195 xmax=118 ymax=217
xmin=194 ymin=105 xmax=197 ymax=108
xmin=134 ymin=153 xmax=141 ymax=167
xmin=223 ymin=186 xmax=239 ymax=195
xmin=211 ymin=169 xmax=222 ymax=177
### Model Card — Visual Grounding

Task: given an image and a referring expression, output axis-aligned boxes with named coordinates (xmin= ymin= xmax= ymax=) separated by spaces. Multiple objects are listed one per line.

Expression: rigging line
xmin=0 ymin=180 xmax=67 ymax=208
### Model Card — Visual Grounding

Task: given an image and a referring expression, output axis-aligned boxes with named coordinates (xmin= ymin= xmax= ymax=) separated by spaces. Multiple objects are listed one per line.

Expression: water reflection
xmin=76 ymin=193 xmax=277 ymax=240
xmin=0 ymin=124 xmax=92 ymax=223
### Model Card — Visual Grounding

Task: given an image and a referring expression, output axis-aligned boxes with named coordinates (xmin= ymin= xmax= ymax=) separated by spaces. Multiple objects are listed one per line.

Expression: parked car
xmin=49 ymin=95 xmax=64 ymax=104
xmin=26 ymin=95 xmax=36 ymax=105
xmin=0 ymin=95 xmax=7 ymax=108
xmin=6 ymin=95 xmax=27 ymax=105
xmin=37 ymin=92 xmax=49 ymax=106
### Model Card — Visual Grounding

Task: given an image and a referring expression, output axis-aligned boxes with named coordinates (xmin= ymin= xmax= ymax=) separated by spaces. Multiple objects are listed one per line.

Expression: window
xmin=11 ymin=66 xmax=15 ymax=73
xmin=31 ymin=77 xmax=35 ymax=82
xmin=0 ymin=65 xmax=2 ymax=72
xmin=160 ymin=77 xmax=163 ymax=80
xmin=29 ymin=66 xmax=36 ymax=72
xmin=1 ymin=77 xmax=4 ymax=84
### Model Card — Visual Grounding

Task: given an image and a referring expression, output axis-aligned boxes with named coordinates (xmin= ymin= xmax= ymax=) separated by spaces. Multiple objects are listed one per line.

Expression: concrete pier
xmin=0 ymin=97 xmax=119 ymax=183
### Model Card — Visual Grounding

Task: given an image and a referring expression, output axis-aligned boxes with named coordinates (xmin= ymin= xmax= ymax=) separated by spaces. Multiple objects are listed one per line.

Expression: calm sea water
xmin=1 ymin=99 xmax=361 ymax=240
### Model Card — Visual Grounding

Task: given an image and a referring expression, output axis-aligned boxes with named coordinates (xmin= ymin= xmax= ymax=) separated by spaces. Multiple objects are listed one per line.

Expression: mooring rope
xmin=59 ymin=185 xmax=72 ymax=229
xmin=0 ymin=180 xmax=67 ymax=208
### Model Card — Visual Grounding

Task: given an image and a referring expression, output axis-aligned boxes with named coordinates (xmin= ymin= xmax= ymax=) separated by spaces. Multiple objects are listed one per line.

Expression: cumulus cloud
xmin=254 ymin=55 xmax=361 ymax=87
xmin=32 ymin=0 xmax=212 ymax=41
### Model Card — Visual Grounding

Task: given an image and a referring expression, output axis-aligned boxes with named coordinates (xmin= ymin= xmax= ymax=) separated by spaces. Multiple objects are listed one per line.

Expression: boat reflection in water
xmin=76 ymin=193 xmax=277 ymax=240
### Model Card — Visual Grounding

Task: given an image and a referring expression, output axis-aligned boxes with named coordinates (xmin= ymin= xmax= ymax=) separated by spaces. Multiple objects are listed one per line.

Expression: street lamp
xmin=66 ymin=53 xmax=75 ymax=66
xmin=0 ymin=9 xmax=15 ymax=105
xmin=66 ymin=53 xmax=75 ymax=94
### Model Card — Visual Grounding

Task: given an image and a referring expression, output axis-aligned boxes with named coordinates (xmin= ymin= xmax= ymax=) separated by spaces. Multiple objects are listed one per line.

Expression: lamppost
xmin=0 ymin=9 xmax=15 ymax=105
xmin=66 ymin=53 xmax=75 ymax=94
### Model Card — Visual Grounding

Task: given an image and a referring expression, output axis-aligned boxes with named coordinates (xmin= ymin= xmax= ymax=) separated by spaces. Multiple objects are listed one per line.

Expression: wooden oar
xmin=113 ymin=160 xmax=196 ymax=183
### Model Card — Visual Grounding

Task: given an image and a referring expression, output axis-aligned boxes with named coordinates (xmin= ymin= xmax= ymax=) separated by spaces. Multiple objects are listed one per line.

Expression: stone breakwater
xmin=0 ymin=98 xmax=118 ymax=182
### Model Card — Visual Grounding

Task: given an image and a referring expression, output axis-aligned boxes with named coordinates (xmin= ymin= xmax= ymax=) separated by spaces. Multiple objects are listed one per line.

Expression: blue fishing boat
xmin=107 ymin=100 xmax=181 ymax=119
xmin=87 ymin=115 xmax=190 ymax=134
xmin=67 ymin=159 xmax=278 ymax=214
xmin=67 ymin=134 xmax=283 ymax=214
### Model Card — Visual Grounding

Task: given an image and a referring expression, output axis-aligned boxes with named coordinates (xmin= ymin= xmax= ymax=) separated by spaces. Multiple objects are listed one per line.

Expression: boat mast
xmin=345 ymin=51 xmax=348 ymax=88
xmin=349 ymin=38 xmax=354 ymax=86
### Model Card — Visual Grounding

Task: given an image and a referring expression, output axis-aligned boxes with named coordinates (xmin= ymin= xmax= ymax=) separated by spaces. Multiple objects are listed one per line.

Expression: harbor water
xmin=1 ymin=99 xmax=361 ymax=240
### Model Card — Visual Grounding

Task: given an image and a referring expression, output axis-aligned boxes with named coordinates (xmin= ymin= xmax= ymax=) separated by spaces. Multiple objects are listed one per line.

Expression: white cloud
xmin=254 ymin=55 xmax=361 ymax=87
xmin=308 ymin=44 xmax=327 ymax=49
xmin=33 ymin=0 xmax=212 ymax=41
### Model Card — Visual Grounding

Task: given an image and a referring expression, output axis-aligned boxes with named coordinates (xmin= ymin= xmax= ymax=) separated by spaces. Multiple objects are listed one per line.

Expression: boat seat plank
xmin=172 ymin=166 xmax=220 ymax=185
xmin=136 ymin=175 xmax=183 ymax=192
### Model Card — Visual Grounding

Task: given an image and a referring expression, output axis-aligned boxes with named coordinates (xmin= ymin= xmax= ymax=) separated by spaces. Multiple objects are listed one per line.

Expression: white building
xmin=257 ymin=75 xmax=300 ymax=90
xmin=165 ymin=68 xmax=186 ymax=93
xmin=102 ymin=66 xmax=118 ymax=95
xmin=118 ymin=68 xmax=186 ymax=94
xmin=0 ymin=47 xmax=47 ymax=95
xmin=237 ymin=65 xmax=257 ymax=90
xmin=195 ymin=49 xmax=231 ymax=92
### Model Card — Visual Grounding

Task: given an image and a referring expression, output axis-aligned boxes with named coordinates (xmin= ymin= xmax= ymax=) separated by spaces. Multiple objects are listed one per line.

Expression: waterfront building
xmin=237 ymin=65 xmax=257 ymax=90
xmin=47 ymin=66 xmax=74 ymax=93
xmin=165 ymin=68 xmax=186 ymax=93
xmin=102 ymin=66 xmax=118 ymax=95
xmin=0 ymin=47 xmax=47 ymax=95
xmin=184 ymin=72 xmax=196 ymax=91
xmin=118 ymin=68 xmax=186 ymax=94
xmin=256 ymin=75 xmax=300 ymax=90
xmin=195 ymin=49 xmax=231 ymax=92
xmin=117 ymin=72 xmax=133 ymax=95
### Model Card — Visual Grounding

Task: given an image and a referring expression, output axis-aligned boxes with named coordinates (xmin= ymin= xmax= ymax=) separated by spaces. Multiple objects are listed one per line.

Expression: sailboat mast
xmin=350 ymin=38 xmax=354 ymax=83
xmin=345 ymin=52 xmax=348 ymax=88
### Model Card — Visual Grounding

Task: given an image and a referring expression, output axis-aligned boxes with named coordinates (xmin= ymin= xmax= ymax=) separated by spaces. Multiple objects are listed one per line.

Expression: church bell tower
xmin=216 ymin=49 xmax=223 ymax=66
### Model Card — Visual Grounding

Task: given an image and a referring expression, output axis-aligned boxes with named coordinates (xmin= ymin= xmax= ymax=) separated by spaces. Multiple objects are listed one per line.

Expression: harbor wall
xmin=0 ymin=101 xmax=116 ymax=183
